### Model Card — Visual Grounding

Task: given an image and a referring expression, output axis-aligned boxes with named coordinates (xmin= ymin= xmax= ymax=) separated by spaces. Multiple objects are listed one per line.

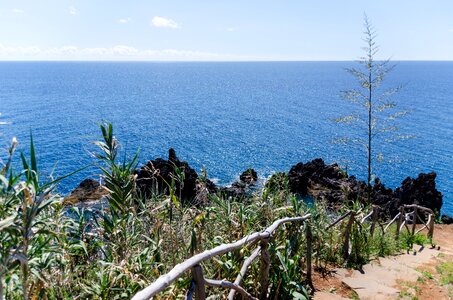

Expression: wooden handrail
xmin=227 ymin=247 xmax=261 ymax=300
xmin=205 ymin=278 xmax=257 ymax=300
xmin=133 ymin=203 xmax=436 ymax=300
xmin=402 ymin=204 xmax=433 ymax=214
xmin=132 ymin=214 xmax=311 ymax=300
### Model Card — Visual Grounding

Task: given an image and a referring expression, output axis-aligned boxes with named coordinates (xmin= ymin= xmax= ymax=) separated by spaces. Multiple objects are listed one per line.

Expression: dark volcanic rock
xmin=394 ymin=172 xmax=443 ymax=214
xmin=288 ymin=159 xmax=348 ymax=198
xmin=221 ymin=181 xmax=248 ymax=199
xmin=135 ymin=148 xmax=202 ymax=203
xmin=287 ymin=158 xmax=443 ymax=218
xmin=220 ymin=169 xmax=259 ymax=199
xmin=64 ymin=178 xmax=107 ymax=205
xmin=441 ymin=215 xmax=453 ymax=224
xmin=239 ymin=168 xmax=258 ymax=185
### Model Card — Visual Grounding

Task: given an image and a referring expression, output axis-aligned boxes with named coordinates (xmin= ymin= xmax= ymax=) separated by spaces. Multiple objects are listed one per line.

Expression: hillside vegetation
xmin=0 ymin=124 xmax=434 ymax=299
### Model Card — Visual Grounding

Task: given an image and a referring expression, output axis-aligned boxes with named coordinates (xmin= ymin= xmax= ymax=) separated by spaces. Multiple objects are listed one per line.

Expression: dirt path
xmin=314 ymin=224 xmax=453 ymax=300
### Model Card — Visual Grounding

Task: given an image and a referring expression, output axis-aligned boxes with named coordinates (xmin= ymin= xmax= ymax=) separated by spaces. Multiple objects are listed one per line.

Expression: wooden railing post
xmin=191 ymin=265 xmax=206 ymax=300
xmin=305 ymin=222 xmax=313 ymax=290
xmin=343 ymin=211 xmax=355 ymax=261
xmin=395 ymin=206 xmax=404 ymax=240
xmin=370 ymin=206 xmax=378 ymax=237
xmin=428 ymin=213 xmax=435 ymax=241
xmin=259 ymin=238 xmax=270 ymax=300
xmin=411 ymin=206 xmax=418 ymax=236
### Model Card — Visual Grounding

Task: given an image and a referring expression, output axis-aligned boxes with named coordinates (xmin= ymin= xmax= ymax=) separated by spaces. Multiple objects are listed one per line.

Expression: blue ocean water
xmin=0 ymin=61 xmax=451 ymax=215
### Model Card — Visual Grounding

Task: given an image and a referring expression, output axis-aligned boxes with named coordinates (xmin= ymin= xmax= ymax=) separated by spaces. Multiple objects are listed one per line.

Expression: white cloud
xmin=449 ymin=29 xmax=453 ymax=33
xmin=226 ymin=27 xmax=236 ymax=32
xmin=0 ymin=44 xmax=41 ymax=56
xmin=119 ymin=18 xmax=130 ymax=24
xmin=69 ymin=6 xmax=78 ymax=15
xmin=0 ymin=44 xmax=241 ymax=61
xmin=12 ymin=8 xmax=24 ymax=14
xmin=151 ymin=16 xmax=179 ymax=29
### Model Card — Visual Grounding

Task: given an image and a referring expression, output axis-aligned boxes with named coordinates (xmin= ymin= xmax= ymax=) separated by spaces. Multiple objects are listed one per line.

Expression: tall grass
xmin=0 ymin=123 xmax=428 ymax=299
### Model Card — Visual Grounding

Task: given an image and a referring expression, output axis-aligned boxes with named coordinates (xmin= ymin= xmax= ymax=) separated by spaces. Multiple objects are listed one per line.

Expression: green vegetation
xmin=436 ymin=261 xmax=453 ymax=285
xmin=0 ymin=124 xmax=432 ymax=299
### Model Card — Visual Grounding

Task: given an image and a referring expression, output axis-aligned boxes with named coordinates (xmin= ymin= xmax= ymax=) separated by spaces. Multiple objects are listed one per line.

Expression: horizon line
xmin=1 ymin=59 xmax=453 ymax=63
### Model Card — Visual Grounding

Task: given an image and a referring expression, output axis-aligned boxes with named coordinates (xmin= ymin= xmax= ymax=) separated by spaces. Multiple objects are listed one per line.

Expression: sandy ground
xmin=313 ymin=224 xmax=453 ymax=300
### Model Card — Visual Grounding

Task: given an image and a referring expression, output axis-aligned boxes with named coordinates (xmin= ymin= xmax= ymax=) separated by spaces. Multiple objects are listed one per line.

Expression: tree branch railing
xmin=133 ymin=204 xmax=436 ymax=299
xmin=132 ymin=214 xmax=312 ymax=300
xmin=324 ymin=204 xmax=435 ymax=260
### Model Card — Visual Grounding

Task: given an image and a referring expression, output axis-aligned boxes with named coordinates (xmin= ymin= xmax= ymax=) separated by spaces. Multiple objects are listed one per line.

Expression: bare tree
xmin=336 ymin=15 xmax=407 ymax=203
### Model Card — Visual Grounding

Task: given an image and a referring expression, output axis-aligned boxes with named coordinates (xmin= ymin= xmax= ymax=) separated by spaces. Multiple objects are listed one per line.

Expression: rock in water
xmin=239 ymin=168 xmax=258 ymax=185
xmin=220 ymin=168 xmax=259 ymax=199
xmin=288 ymin=158 xmax=347 ymax=198
xmin=135 ymin=148 xmax=216 ymax=204
xmin=287 ymin=158 xmax=443 ymax=218
xmin=64 ymin=178 xmax=107 ymax=205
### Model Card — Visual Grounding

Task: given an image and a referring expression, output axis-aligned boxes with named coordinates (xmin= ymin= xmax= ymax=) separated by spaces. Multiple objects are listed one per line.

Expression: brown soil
xmin=312 ymin=267 xmax=356 ymax=299
xmin=395 ymin=224 xmax=453 ymax=299
xmin=313 ymin=224 xmax=453 ymax=299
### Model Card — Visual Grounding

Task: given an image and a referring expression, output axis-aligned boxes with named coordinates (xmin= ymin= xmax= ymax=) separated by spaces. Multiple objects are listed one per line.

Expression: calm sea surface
xmin=0 ymin=62 xmax=451 ymax=215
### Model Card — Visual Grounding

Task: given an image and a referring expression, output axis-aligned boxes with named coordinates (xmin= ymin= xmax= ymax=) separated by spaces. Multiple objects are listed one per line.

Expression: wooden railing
xmin=321 ymin=204 xmax=435 ymax=261
xmin=359 ymin=204 xmax=435 ymax=241
xmin=132 ymin=204 xmax=436 ymax=299
xmin=132 ymin=214 xmax=312 ymax=300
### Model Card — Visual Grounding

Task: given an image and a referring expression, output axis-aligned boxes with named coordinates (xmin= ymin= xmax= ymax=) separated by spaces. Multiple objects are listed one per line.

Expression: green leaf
xmin=0 ymin=215 xmax=16 ymax=231
xmin=30 ymin=132 xmax=37 ymax=173
xmin=292 ymin=291 xmax=308 ymax=300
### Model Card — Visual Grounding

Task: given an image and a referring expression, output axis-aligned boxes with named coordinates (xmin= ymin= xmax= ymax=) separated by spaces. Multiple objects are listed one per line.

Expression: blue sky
xmin=1 ymin=0 xmax=452 ymax=61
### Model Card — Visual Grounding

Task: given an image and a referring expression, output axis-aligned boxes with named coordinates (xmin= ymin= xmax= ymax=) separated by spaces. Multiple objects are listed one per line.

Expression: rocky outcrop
xmin=135 ymin=148 xmax=217 ymax=205
xmin=67 ymin=155 xmax=444 ymax=216
xmin=288 ymin=159 xmax=350 ymax=202
xmin=395 ymin=172 xmax=443 ymax=212
xmin=220 ymin=168 xmax=258 ymax=199
xmin=239 ymin=168 xmax=258 ymax=185
xmin=63 ymin=178 xmax=107 ymax=205
xmin=287 ymin=158 xmax=443 ymax=217
xmin=441 ymin=215 xmax=453 ymax=224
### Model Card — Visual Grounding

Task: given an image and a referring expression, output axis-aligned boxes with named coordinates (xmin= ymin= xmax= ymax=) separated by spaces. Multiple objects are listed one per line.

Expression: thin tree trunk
xmin=367 ymin=63 xmax=372 ymax=204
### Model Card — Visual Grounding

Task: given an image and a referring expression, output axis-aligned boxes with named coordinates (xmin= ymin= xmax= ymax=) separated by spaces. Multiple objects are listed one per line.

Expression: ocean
xmin=0 ymin=61 xmax=451 ymax=215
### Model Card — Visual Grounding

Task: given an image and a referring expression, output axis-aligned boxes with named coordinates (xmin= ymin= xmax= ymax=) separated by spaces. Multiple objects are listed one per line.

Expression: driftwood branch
xmin=415 ymin=223 xmax=429 ymax=234
xmin=403 ymin=204 xmax=433 ymax=214
xmin=227 ymin=247 xmax=261 ymax=300
xmin=326 ymin=211 xmax=351 ymax=230
xmin=361 ymin=210 xmax=374 ymax=224
xmin=428 ymin=214 xmax=434 ymax=240
xmin=205 ymin=278 xmax=258 ymax=300
xmin=342 ymin=212 xmax=356 ymax=260
xmin=132 ymin=214 xmax=311 ymax=300
xmin=395 ymin=206 xmax=405 ymax=239
xmin=384 ymin=212 xmax=401 ymax=232
xmin=411 ymin=207 xmax=418 ymax=235
xmin=369 ymin=207 xmax=379 ymax=237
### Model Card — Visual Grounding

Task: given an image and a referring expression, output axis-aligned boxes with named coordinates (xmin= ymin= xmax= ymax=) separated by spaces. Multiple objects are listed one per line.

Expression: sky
xmin=0 ymin=0 xmax=453 ymax=61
